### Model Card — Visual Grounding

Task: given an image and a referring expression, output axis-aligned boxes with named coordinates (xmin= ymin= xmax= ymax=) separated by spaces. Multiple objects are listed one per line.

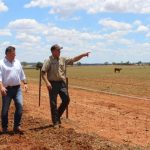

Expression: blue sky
xmin=0 ymin=0 xmax=150 ymax=63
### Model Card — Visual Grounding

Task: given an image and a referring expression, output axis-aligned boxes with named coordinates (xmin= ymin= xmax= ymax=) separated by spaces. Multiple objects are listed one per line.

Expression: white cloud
xmin=8 ymin=19 xmax=39 ymax=29
xmin=0 ymin=41 xmax=10 ymax=57
xmin=99 ymin=18 xmax=132 ymax=31
xmin=16 ymin=33 xmax=41 ymax=43
xmin=136 ymin=25 xmax=149 ymax=32
xmin=24 ymin=0 xmax=52 ymax=8
xmin=2 ymin=18 xmax=150 ymax=63
xmin=24 ymin=0 xmax=150 ymax=15
xmin=133 ymin=20 xmax=142 ymax=26
xmin=5 ymin=18 xmax=103 ymax=58
xmin=0 ymin=1 xmax=8 ymax=12
xmin=49 ymin=7 xmax=74 ymax=18
xmin=0 ymin=41 xmax=10 ymax=48
xmin=43 ymin=26 xmax=103 ymax=53
xmin=103 ymin=31 xmax=129 ymax=40
xmin=8 ymin=19 xmax=46 ymax=34
xmin=70 ymin=16 xmax=81 ymax=21
xmin=0 ymin=29 xmax=11 ymax=36
xmin=146 ymin=32 xmax=150 ymax=38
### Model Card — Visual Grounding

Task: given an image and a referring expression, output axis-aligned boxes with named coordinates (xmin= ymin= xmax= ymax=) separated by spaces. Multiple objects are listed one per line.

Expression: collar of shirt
xmin=4 ymin=57 xmax=15 ymax=64
xmin=50 ymin=55 xmax=59 ymax=61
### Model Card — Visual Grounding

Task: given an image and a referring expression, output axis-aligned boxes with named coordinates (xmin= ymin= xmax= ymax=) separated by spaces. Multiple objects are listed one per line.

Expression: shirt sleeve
xmin=19 ymin=61 xmax=26 ymax=81
xmin=20 ymin=68 xmax=26 ymax=81
xmin=65 ymin=57 xmax=74 ymax=65
xmin=41 ymin=59 xmax=51 ymax=72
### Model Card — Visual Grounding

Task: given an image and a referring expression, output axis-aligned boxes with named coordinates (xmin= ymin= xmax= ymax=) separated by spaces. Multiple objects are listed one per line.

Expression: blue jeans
xmin=1 ymin=85 xmax=23 ymax=129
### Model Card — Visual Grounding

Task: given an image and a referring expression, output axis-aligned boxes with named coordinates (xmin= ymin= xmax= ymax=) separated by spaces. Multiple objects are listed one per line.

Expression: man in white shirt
xmin=0 ymin=46 xmax=28 ymax=133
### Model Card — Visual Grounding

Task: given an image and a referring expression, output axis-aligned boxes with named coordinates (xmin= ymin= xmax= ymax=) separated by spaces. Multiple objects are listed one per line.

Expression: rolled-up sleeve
xmin=42 ymin=59 xmax=50 ymax=72
xmin=20 ymin=68 xmax=26 ymax=81
xmin=19 ymin=62 xmax=26 ymax=81
xmin=65 ymin=57 xmax=74 ymax=65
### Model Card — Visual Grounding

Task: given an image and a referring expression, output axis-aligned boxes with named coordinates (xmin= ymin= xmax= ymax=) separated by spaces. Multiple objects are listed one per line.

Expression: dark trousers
xmin=1 ymin=85 xmax=23 ymax=129
xmin=48 ymin=81 xmax=70 ymax=125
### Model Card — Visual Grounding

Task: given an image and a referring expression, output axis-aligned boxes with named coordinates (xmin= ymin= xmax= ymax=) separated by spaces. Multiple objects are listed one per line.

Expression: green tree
xmin=36 ymin=62 xmax=43 ymax=70
xmin=21 ymin=61 xmax=28 ymax=66
xmin=104 ymin=61 xmax=109 ymax=65
xmin=137 ymin=61 xmax=142 ymax=65
xmin=77 ymin=62 xmax=81 ymax=66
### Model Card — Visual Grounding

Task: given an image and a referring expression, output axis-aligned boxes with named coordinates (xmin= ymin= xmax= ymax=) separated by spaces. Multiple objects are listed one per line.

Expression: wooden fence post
xmin=39 ymin=67 xmax=42 ymax=106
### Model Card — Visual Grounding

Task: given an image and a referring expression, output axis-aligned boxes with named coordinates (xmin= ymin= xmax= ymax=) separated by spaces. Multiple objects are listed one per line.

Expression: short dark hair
xmin=5 ymin=46 xmax=15 ymax=55
xmin=50 ymin=44 xmax=63 ymax=52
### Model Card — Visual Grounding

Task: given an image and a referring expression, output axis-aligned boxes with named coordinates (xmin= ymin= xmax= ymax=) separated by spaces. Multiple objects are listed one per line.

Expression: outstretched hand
xmin=83 ymin=52 xmax=90 ymax=57
xmin=73 ymin=52 xmax=91 ymax=62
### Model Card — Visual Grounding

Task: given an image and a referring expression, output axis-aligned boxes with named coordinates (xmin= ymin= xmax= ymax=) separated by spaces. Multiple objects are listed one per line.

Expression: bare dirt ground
xmin=0 ymin=84 xmax=150 ymax=150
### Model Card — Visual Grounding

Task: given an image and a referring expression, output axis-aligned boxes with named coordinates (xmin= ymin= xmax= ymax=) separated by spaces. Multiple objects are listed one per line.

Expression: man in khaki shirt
xmin=42 ymin=44 xmax=90 ymax=128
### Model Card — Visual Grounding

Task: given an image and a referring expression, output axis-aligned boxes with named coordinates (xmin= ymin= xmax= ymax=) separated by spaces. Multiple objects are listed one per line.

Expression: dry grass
xmin=67 ymin=65 xmax=150 ymax=98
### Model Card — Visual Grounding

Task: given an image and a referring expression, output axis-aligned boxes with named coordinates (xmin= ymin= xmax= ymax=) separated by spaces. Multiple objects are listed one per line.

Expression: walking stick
xmin=36 ymin=62 xmax=43 ymax=107
xmin=39 ymin=67 xmax=42 ymax=106
xmin=66 ymin=77 xmax=69 ymax=119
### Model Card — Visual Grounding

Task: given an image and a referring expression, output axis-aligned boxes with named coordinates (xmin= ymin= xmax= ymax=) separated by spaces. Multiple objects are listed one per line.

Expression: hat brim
xmin=59 ymin=47 xmax=63 ymax=50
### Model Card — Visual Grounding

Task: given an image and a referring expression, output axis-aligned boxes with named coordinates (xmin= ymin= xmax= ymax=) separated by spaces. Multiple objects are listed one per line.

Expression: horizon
xmin=21 ymin=61 xmax=150 ymax=64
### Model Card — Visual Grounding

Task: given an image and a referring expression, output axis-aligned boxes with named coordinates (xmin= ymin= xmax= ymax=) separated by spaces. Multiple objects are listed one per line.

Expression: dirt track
xmin=0 ymin=86 xmax=150 ymax=149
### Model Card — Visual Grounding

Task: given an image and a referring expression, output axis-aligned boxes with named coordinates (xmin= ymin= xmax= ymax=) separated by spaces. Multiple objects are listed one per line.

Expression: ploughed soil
xmin=0 ymin=84 xmax=150 ymax=150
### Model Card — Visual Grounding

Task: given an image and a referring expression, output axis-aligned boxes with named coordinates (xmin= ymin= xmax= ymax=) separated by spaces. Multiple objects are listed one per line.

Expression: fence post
xmin=39 ymin=67 xmax=42 ymax=106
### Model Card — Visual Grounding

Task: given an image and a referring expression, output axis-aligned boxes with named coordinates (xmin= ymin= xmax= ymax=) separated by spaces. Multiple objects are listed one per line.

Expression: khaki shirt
xmin=42 ymin=56 xmax=73 ymax=82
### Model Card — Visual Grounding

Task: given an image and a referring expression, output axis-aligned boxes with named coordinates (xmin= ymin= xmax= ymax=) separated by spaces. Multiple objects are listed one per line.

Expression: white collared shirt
xmin=0 ymin=58 xmax=26 ymax=87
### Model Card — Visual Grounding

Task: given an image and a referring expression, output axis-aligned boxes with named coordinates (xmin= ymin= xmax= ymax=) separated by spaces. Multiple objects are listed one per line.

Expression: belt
xmin=6 ymin=85 xmax=20 ymax=88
